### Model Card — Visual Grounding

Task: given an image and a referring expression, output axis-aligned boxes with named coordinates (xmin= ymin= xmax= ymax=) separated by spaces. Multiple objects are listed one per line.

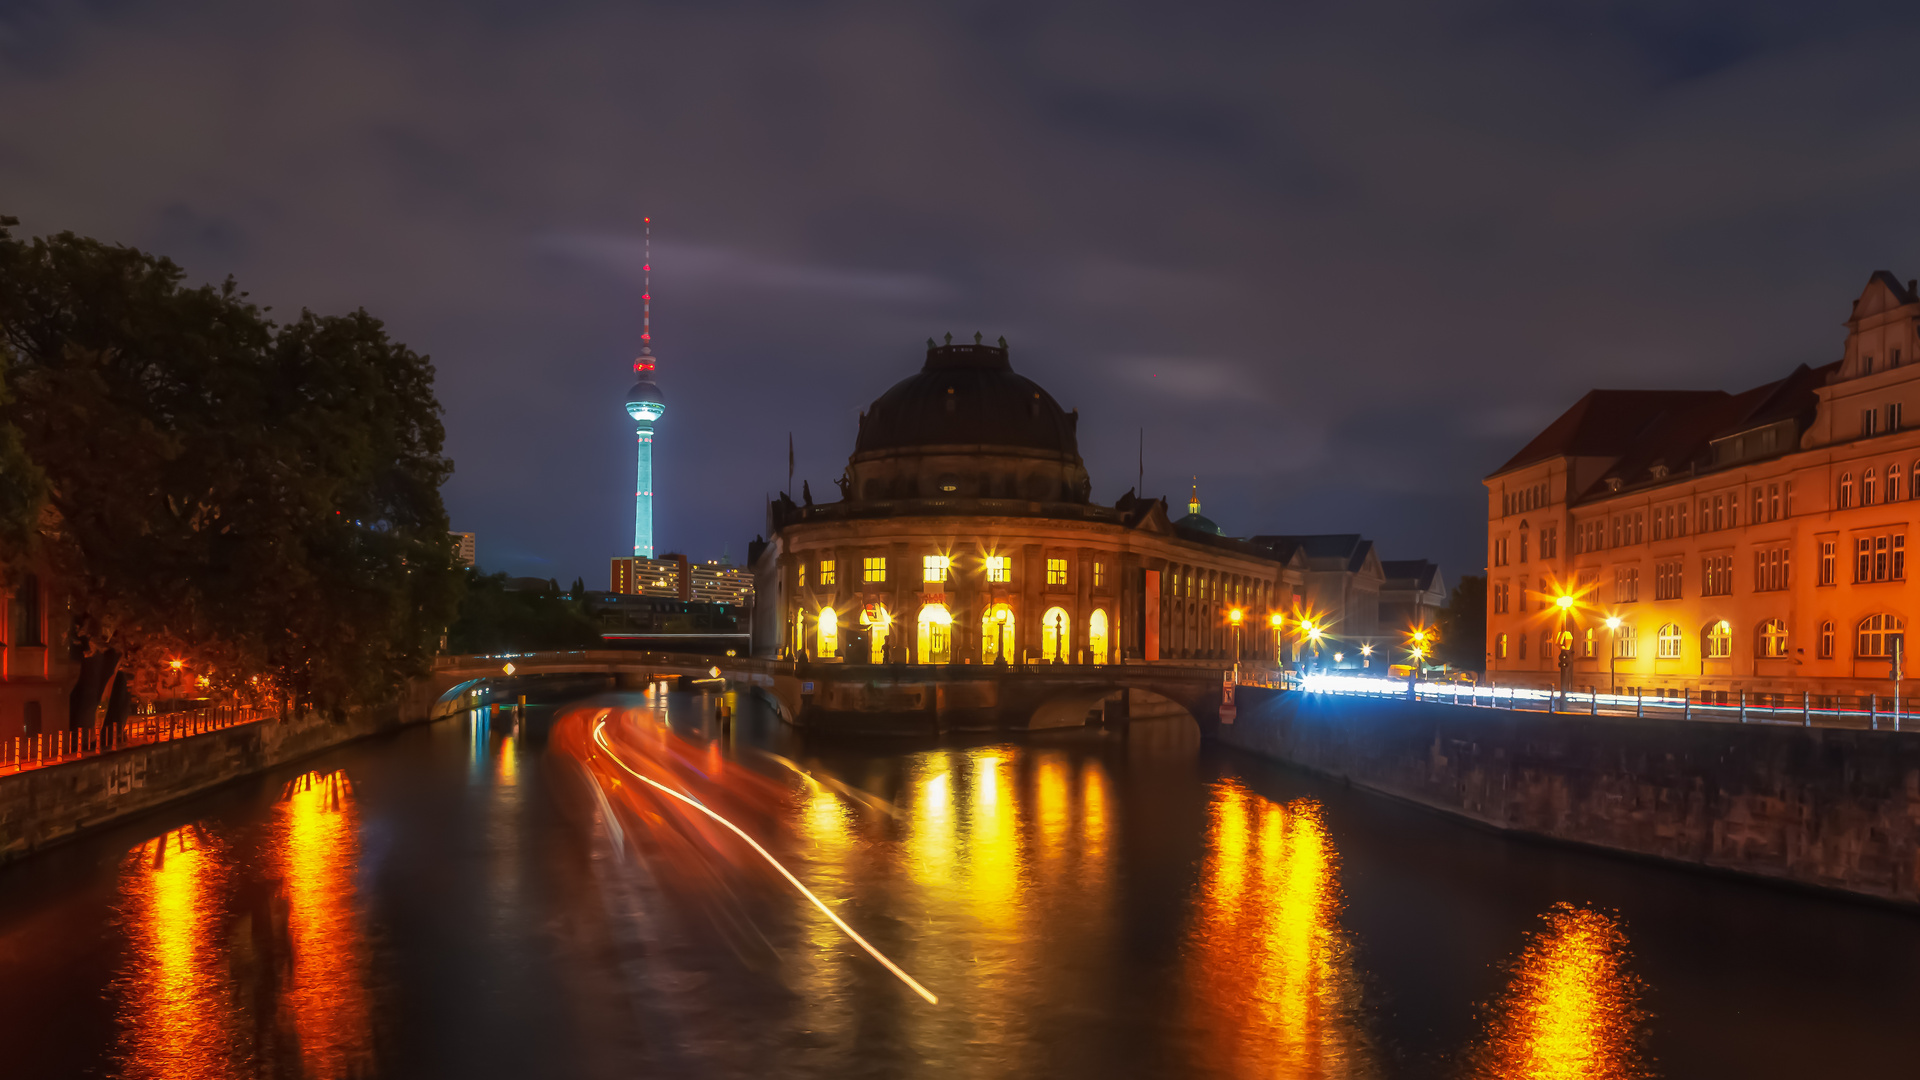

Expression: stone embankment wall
xmin=0 ymin=681 xmax=444 ymax=864
xmin=1220 ymin=694 xmax=1920 ymax=905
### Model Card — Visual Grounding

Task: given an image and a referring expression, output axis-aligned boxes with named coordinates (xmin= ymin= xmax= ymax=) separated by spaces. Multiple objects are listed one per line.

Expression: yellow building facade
xmin=1486 ymin=271 xmax=1920 ymax=703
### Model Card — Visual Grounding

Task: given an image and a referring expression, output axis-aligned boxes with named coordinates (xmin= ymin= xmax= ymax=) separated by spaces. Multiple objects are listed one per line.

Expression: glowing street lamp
xmin=1553 ymin=592 xmax=1576 ymax=705
xmin=993 ymin=605 xmax=1010 ymax=668
xmin=1269 ymin=612 xmax=1285 ymax=667
xmin=1229 ymin=607 xmax=1244 ymax=666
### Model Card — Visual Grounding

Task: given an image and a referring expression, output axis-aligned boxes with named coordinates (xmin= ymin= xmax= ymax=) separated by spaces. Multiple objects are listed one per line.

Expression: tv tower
xmin=624 ymin=217 xmax=666 ymax=558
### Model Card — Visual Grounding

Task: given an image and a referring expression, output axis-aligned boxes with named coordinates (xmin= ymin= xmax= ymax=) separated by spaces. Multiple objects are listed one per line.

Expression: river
xmin=2 ymin=685 xmax=1918 ymax=1079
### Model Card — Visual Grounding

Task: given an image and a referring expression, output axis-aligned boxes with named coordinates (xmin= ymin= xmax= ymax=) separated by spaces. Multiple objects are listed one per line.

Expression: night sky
xmin=7 ymin=2 xmax=1920 ymax=590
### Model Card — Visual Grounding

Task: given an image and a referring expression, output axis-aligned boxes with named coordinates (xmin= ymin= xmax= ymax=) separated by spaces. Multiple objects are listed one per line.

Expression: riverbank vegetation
xmin=0 ymin=216 xmax=463 ymax=721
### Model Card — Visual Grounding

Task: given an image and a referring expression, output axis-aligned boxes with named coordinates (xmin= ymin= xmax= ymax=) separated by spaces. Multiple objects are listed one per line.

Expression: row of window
xmin=797 ymin=554 xmax=1104 ymax=588
xmin=1501 ymin=538 xmax=1907 ymax=611
xmin=1836 ymin=462 xmax=1920 ymax=508
xmin=1495 ymin=614 xmax=1905 ymax=662
xmin=1860 ymin=402 xmax=1904 ymax=438
xmin=1574 ymin=484 xmax=1797 ymax=555
xmin=1491 ymin=525 xmax=1559 ymax=567
xmin=1502 ymin=482 xmax=1549 ymax=518
xmin=794 ymin=601 xmax=1113 ymax=664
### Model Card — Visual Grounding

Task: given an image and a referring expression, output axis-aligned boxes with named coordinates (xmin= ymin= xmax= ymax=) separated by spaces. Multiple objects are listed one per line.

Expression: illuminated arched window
xmin=1820 ymin=619 xmax=1834 ymax=658
xmin=1705 ymin=620 xmax=1732 ymax=659
xmin=817 ymin=607 xmax=838 ymax=658
xmin=1657 ymin=623 xmax=1682 ymax=659
xmin=860 ymin=603 xmax=892 ymax=663
xmin=917 ymin=604 xmax=953 ymax=665
xmin=1042 ymin=606 xmax=1072 ymax=663
xmin=1840 ymin=473 xmax=1854 ymax=508
xmin=1582 ymin=626 xmax=1595 ymax=658
xmin=1865 ymin=468 xmax=1878 ymax=506
xmin=1857 ymin=613 xmax=1904 ymax=658
xmin=981 ymin=603 xmax=1015 ymax=664
xmin=1758 ymin=618 xmax=1788 ymax=658
xmin=1890 ymin=464 xmax=1903 ymax=503
xmin=1088 ymin=609 xmax=1109 ymax=665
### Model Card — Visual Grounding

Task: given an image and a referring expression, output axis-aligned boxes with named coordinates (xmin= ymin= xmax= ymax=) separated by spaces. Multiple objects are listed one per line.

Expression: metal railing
xmin=1299 ymin=673 xmax=1919 ymax=732
xmin=2 ymin=704 xmax=272 ymax=774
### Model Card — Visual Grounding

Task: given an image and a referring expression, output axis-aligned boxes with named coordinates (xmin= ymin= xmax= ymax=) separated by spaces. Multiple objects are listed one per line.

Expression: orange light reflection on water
xmin=115 ymin=827 xmax=233 ymax=1080
xmin=1472 ymin=903 xmax=1649 ymax=1080
xmin=1185 ymin=781 xmax=1373 ymax=1078
xmin=277 ymin=769 xmax=374 ymax=1078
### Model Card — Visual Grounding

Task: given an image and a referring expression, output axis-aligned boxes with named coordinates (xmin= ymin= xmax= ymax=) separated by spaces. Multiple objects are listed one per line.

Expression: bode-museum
xmin=749 ymin=336 xmax=1410 ymax=670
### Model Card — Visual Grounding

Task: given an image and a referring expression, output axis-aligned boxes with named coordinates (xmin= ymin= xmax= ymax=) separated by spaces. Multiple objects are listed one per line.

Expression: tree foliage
xmin=0 ymin=216 xmax=463 ymax=713
xmin=446 ymin=570 xmax=600 ymax=654
xmin=1437 ymin=574 xmax=1487 ymax=671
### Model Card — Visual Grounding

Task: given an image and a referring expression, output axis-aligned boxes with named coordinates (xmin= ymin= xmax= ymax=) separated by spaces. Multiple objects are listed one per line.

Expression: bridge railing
xmin=1302 ymin=673 xmax=1919 ymax=733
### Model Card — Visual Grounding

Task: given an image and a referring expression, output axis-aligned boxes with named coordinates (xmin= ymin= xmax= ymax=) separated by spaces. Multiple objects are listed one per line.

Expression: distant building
xmin=1378 ymin=560 xmax=1447 ymax=634
xmin=1250 ymin=534 xmax=1389 ymax=669
xmin=449 ymin=531 xmax=476 ymax=567
xmin=610 ymin=554 xmax=754 ymax=607
xmin=587 ymin=593 xmax=748 ymax=647
xmin=1484 ymin=268 xmax=1920 ymax=700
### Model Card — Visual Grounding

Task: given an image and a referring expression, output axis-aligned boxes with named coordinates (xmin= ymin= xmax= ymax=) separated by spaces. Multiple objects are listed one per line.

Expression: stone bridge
xmin=421 ymin=651 xmax=1254 ymax=736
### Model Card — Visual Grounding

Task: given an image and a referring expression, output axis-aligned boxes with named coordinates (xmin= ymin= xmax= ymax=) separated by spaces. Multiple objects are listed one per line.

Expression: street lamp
xmin=1229 ymin=608 xmax=1244 ymax=667
xmin=1555 ymin=593 xmax=1575 ymax=707
xmin=1052 ymin=609 xmax=1065 ymax=664
xmin=1269 ymin=612 xmax=1284 ymax=667
xmin=1604 ymin=615 xmax=1622 ymax=695
xmin=1407 ymin=627 xmax=1430 ymax=694
xmin=994 ymin=606 xmax=1009 ymax=668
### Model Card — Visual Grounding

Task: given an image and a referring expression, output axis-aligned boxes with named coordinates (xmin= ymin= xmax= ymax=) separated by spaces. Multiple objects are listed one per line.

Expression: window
xmin=1819 ymin=541 xmax=1835 ymax=585
xmin=985 ymin=555 xmax=1010 ymax=582
xmin=1542 ymin=525 xmax=1557 ymax=558
xmin=1520 ymin=531 xmax=1529 ymax=562
xmin=1614 ymin=625 xmax=1637 ymax=659
xmin=1518 ymin=633 xmax=1528 ymax=660
xmin=1891 ymin=465 xmax=1904 ymax=504
xmin=1752 ymin=486 xmax=1764 ymax=524
xmin=798 ymin=562 xmax=807 ymax=588
xmin=1768 ymin=483 xmax=1781 ymax=522
xmin=1582 ymin=626 xmax=1596 ymax=658
xmin=1614 ymin=566 xmax=1640 ymax=603
xmin=1857 ymin=613 xmax=1904 ymax=658
xmin=1046 ymin=558 xmax=1068 ymax=586
xmin=863 ymin=556 xmax=887 ymax=583
xmin=1658 ymin=623 xmax=1683 ymax=659
xmin=1655 ymin=560 xmax=1683 ymax=600
xmin=1705 ymin=620 xmax=1732 ymax=659
xmin=1493 ymin=582 xmax=1510 ymax=614
xmin=1820 ymin=620 xmax=1835 ymax=658
xmin=817 ymin=607 xmax=838 ymax=657
xmin=1866 ymin=469 xmax=1879 ymax=506
xmin=1518 ymin=576 xmax=1527 ymax=612
xmin=1840 ymin=473 xmax=1854 ymax=509
xmin=1702 ymin=555 xmax=1733 ymax=596
xmin=819 ymin=559 xmax=836 ymax=586
xmin=1093 ymin=561 xmax=1106 ymax=588
xmin=1494 ymin=537 xmax=1509 ymax=566
xmin=1758 ymin=618 xmax=1788 ymax=658
xmin=1863 ymin=408 xmax=1878 ymax=438
xmin=1497 ymin=633 xmax=1509 ymax=659
xmin=1753 ymin=546 xmax=1789 ymax=591
xmin=1893 ymin=403 xmax=1905 ymax=431
xmin=922 ymin=554 xmax=949 ymax=583
xmin=1713 ymin=495 xmax=1726 ymax=531
xmin=1856 ymin=534 xmax=1907 ymax=582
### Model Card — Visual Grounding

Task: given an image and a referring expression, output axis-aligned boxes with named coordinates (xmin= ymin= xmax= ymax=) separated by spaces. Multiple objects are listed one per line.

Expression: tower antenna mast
xmin=624 ymin=217 xmax=666 ymax=558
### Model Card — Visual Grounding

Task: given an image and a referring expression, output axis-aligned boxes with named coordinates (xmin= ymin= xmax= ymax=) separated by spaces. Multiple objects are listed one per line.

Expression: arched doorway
xmin=981 ymin=603 xmax=1015 ymax=664
xmin=859 ymin=603 xmax=893 ymax=664
xmin=1042 ymin=606 xmax=1071 ymax=664
xmin=917 ymin=604 xmax=953 ymax=665
xmin=1088 ymin=609 xmax=1109 ymax=665
xmin=817 ymin=607 xmax=838 ymax=658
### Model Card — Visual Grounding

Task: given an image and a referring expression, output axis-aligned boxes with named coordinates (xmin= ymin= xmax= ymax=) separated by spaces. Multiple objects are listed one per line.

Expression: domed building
xmin=751 ymin=337 xmax=1317 ymax=668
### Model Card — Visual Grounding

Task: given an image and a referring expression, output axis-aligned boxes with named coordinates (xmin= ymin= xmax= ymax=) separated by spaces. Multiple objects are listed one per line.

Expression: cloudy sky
xmin=6 ymin=0 xmax=1920 ymax=587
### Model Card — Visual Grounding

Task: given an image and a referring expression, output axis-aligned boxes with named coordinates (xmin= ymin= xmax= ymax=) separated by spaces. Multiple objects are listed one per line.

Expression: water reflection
xmin=114 ymin=827 xmax=235 ymax=1080
xmin=1471 ymin=903 xmax=1649 ymax=1080
xmin=276 ymin=769 xmax=374 ymax=1077
xmin=1186 ymin=780 xmax=1374 ymax=1078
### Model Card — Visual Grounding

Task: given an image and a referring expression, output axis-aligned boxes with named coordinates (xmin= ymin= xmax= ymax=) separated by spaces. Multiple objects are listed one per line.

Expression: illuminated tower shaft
xmin=633 ymin=415 xmax=656 ymax=556
xmin=625 ymin=217 xmax=666 ymax=557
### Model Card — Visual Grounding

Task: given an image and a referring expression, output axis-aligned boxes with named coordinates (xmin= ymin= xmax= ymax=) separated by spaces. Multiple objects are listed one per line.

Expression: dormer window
xmin=1650 ymin=464 xmax=1669 ymax=479
xmin=1865 ymin=355 xmax=1876 ymax=375
xmin=1605 ymin=478 xmax=1623 ymax=492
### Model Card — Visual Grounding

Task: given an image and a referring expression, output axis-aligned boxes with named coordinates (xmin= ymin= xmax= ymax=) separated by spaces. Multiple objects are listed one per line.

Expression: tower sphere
xmin=626 ymin=376 xmax=665 ymax=422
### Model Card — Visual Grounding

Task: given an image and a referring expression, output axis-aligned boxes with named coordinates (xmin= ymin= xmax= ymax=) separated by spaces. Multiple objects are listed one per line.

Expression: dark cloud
xmin=6 ymin=0 xmax=1920 ymax=587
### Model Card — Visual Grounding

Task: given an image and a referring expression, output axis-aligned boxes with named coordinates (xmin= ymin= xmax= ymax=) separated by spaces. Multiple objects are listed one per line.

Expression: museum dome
xmin=844 ymin=337 xmax=1091 ymax=504
xmin=854 ymin=339 xmax=1081 ymax=457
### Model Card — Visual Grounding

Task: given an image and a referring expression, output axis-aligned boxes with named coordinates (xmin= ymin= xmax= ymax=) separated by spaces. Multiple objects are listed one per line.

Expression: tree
xmin=447 ymin=570 xmax=600 ymax=654
xmin=0 ymin=217 xmax=463 ymax=721
xmin=1437 ymin=575 xmax=1487 ymax=672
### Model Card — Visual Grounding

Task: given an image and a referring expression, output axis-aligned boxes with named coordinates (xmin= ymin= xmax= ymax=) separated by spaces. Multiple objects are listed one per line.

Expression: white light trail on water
xmin=591 ymin=720 xmax=939 ymax=1005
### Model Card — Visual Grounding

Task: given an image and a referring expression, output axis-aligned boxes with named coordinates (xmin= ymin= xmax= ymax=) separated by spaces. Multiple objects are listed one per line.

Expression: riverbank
xmin=1218 ymin=691 xmax=1920 ymax=907
xmin=0 ymin=681 xmax=447 ymax=865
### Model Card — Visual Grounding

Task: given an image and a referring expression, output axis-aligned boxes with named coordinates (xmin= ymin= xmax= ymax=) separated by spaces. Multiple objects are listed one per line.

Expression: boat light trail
xmin=591 ymin=720 xmax=939 ymax=1005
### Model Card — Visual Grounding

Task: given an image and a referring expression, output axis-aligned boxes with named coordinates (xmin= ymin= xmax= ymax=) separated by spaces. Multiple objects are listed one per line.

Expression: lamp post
xmin=1408 ymin=628 xmax=1429 ymax=695
xmin=1605 ymin=615 xmax=1622 ymax=695
xmin=994 ymin=606 xmax=1009 ymax=668
xmin=1052 ymin=610 xmax=1065 ymax=664
xmin=1270 ymin=612 xmax=1284 ymax=668
xmin=1229 ymin=608 xmax=1244 ymax=671
xmin=1555 ymin=593 xmax=1575 ymax=709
